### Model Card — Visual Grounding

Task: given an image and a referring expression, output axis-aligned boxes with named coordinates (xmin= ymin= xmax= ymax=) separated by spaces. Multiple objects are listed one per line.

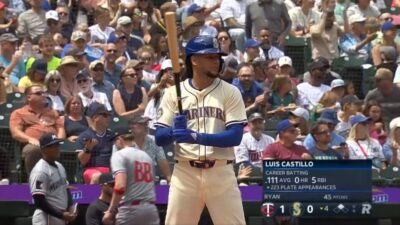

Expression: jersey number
xmin=134 ymin=161 xmax=152 ymax=183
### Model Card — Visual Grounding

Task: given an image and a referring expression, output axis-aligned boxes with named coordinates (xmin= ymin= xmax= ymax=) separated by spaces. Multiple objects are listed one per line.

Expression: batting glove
xmin=173 ymin=128 xmax=202 ymax=144
xmin=174 ymin=114 xmax=187 ymax=129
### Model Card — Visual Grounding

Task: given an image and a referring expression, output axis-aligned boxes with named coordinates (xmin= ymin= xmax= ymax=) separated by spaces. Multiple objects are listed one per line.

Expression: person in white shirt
xmin=346 ymin=0 xmax=380 ymax=19
xmin=289 ymin=0 xmax=321 ymax=37
xmin=346 ymin=115 xmax=385 ymax=168
xmin=296 ymin=58 xmax=331 ymax=110
xmin=89 ymin=7 xmax=115 ymax=48
xmin=76 ymin=69 xmax=112 ymax=112
xmin=235 ymin=113 xmax=275 ymax=168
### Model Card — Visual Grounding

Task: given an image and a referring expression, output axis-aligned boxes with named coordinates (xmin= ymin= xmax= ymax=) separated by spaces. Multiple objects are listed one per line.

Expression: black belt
xmin=176 ymin=160 xmax=234 ymax=169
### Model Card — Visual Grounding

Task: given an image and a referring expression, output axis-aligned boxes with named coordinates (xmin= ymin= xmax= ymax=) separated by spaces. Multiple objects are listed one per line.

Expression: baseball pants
xmin=165 ymin=161 xmax=246 ymax=225
xmin=116 ymin=203 xmax=160 ymax=225
xmin=32 ymin=209 xmax=66 ymax=225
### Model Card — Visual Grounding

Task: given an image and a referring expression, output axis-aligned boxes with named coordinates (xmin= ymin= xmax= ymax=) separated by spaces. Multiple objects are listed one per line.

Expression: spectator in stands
xmin=257 ymin=27 xmax=284 ymax=60
xmin=62 ymin=29 xmax=104 ymax=63
xmin=85 ymin=173 xmax=114 ymax=225
xmin=63 ymin=96 xmax=88 ymax=142
xmin=339 ymin=14 xmax=376 ymax=61
xmin=297 ymin=59 xmax=331 ymax=110
xmin=220 ymin=55 xmax=239 ymax=83
xmin=220 ymin=0 xmax=247 ymax=52
xmin=336 ymin=95 xmax=363 ymax=138
xmin=130 ymin=116 xmax=172 ymax=183
xmin=289 ymin=0 xmax=321 ymax=37
xmin=89 ymin=7 xmax=115 ymax=48
xmin=182 ymin=16 xmax=205 ymax=47
xmin=263 ymin=119 xmax=313 ymax=160
xmin=304 ymin=108 xmax=346 ymax=150
xmin=90 ymin=60 xmax=115 ymax=104
xmin=365 ymin=68 xmax=400 ymax=124
xmin=235 ymin=113 xmax=275 ymax=168
xmin=346 ymin=0 xmax=380 ymax=18
xmin=149 ymin=33 xmax=168 ymax=65
xmin=266 ymin=75 xmax=295 ymax=113
xmin=244 ymin=39 xmax=261 ymax=63
xmin=56 ymin=3 xmax=73 ymax=39
xmin=264 ymin=59 xmax=279 ymax=88
xmin=116 ymin=16 xmax=139 ymax=60
xmin=130 ymin=8 xmax=149 ymax=47
xmin=372 ymin=21 xmax=400 ymax=66
xmin=0 ymin=33 xmax=25 ymax=86
xmin=218 ymin=29 xmax=244 ymax=64
xmin=277 ymin=56 xmax=294 ymax=78
xmin=107 ymin=31 xmax=130 ymax=66
xmin=76 ymin=102 xmax=114 ymax=184
xmin=113 ymin=61 xmax=148 ymax=119
xmin=138 ymin=46 xmax=158 ymax=84
xmin=232 ymin=64 xmax=266 ymax=115
xmin=288 ymin=107 xmax=310 ymax=140
xmin=335 ymin=0 xmax=353 ymax=26
xmin=383 ymin=117 xmax=400 ymax=165
xmin=245 ymin=0 xmax=291 ymax=48
xmin=252 ymin=59 xmax=267 ymax=85
xmin=103 ymin=42 xmax=122 ymax=87
xmin=10 ymin=85 xmax=64 ymax=174
xmin=186 ymin=3 xmax=219 ymax=37
xmin=26 ymin=35 xmax=61 ymax=73
xmin=149 ymin=2 xmax=176 ymax=37
xmin=44 ymin=70 xmax=65 ymax=114
xmin=310 ymin=91 xmax=339 ymax=121
xmin=85 ymin=173 xmax=115 ymax=225
xmin=309 ymin=121 xmax=348 ymax=159
xmin=377 ymin=46 xmax=398 ymax=75
xmin=127 ymin=59 xmax=151 ymax=92
xmin=76 ymin=69 xmax=112 ymax=112
xmin=16 ymin=0 xmax=46 ymax=40
xmin=363 ymin=100 xmax=387 ymax=145
xmin=310 ymin=8 xmax=346 ymax=62
xmin=330 ymin=78 xmax=346 ymax=99
xmin=59 ymin=56 xmax=81 ymax=99
xmin=0 ymin=2 xmax=16 ymax=35
xmin=45 ymin=10 xmax=62 ymax=37
xmin=346 ymin=115 xmax=386 ymax=166
xmin=18 ymin=59 xmax=48 ymax=93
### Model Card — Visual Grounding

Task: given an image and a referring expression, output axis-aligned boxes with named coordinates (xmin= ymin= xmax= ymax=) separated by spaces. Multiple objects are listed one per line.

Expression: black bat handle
xmin=174 ymin=73 xmax=183 ymax=115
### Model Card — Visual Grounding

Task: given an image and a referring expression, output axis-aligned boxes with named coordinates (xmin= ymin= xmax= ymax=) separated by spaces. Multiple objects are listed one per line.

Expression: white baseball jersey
xmin=111 ymin=147 xmax=156 ymax=204
xmin=234 ymin=132 xmax=275 ymax=168
xmin=29 ymin=159 xmax=69 ymax=225
xmin=155 ymin=78 xmax=247 ymax=160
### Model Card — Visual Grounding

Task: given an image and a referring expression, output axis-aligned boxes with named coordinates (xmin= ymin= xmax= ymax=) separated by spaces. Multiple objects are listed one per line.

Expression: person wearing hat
xmin=16 ymin=0 xmax=47 ymax=40
xmin=235 ymin=113 xmax=275 ymax=168
xmin=371 ymin=21 xmax=400 ymax=66
xmin=29 ymin=133 xmax=77 ymax=225
xmin=304 ymin=108 xmax=347 ymax=151
xmin=76 ymin=102 xmax=114 ymax=184
xmin=346 ymin=0 xmax=380 ymax=19
xmin=182 ymin=16 xmax=205 ymax=44
xmin=244 ymin=39 xmax=261 ymax=63
xmin=186 ymin=3 xmax=218 ymax=37
xmin=112 ymin=61 xmax=147 ymax=118
xmin=147 ymin=59 xmax=174 ymax=100
xmin=77 ymin=68 xmax=113 ymax=112
xmin=303 ymin=56 xmax=341 ymax=86
xmin=18 ymin=58 xmax=48 ymax=93
xmin=365 ymin=68 xmax=400 ymax=124
xmin=90 ymin=60 xmax=115 ymax=103
xmin=262 ymin=119 xmax=312 ymax=160
xmin=376 ymin=46 xmax=398 ymax=75
xmin=103 ymin=122 xmax=160 ymax=225
xmin=26 ymin=35 xmax=61 ymax=74
xmin=116 ymin=14 xmax=144 ymax=58
xmin=58 ymin=56 xmax=81 ymax=99
xmin=277 ymin=56 xmax=293 ymax=76
xmin=0 ymin=1 xmax=16 ymax=35
xmin=339 ymin=14 xmax=375 ymax=61
xmin=86 ymin=173 xmax=115 ymax=225
xmin=335 ymin=95 xmax=363 ymax=138
xmin=330 ymin=78 xmax=346 ymax=99
xmin=45 ymin=10 xmax=61 ymax=36
xmin=346 ymin=115 xmax=385 ymax=165
xmin=383 ymin=117 xmax=400 ymax=166
xmin=288 ymin=107 xmax=310 ymax=139
xmin=0 ymin=33 xmax=25 ymax=86
xmin=108 ymin=31 xmax=135 ymax=65
xmin=297 ymin=58 xmax=331 ymax=110
xmin=155 ymin=35 xmax=247 ymax=224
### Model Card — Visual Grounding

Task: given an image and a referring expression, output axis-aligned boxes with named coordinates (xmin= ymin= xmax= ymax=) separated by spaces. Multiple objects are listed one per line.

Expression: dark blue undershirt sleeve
xmin=155 ymin=126 xmax=174 ymax=146
xmin=198 ymin=123 xmax=244 ymax=148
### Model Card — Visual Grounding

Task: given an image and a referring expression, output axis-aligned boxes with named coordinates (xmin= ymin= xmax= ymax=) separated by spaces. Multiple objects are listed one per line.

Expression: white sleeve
xmin=220 ymin=0 xmax=234 ymax=21
xmin=111 ymin=152 xmax=127 ymax=175
xmin=29 ymin=172 xmax=48 ymax=195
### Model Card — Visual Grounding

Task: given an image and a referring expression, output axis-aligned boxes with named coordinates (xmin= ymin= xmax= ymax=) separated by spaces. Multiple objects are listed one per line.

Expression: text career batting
xmin=264 ymin=161 xmax=315 ymax=167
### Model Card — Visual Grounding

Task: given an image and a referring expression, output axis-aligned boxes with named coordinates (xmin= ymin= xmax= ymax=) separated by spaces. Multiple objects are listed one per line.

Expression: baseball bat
xmin=165 ymin=12 xmax=183 ymax=115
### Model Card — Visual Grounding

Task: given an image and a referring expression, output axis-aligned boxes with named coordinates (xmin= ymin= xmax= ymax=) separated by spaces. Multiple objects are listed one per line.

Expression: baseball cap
xmin=185 ymin=35 xmax=225 ymax=57
xmin=107 ymin=32 xmax=126 ymax=44
xmin=98 ymin=173 xmax=115 ymax=184
xmin=187 ymin=3 xmax=205 ymax=15
xmin=124 ymin=59 xmax=144 ymax=70
xmin=71 ymin=30 xmax=86 ymax=41
xmin=183 ymin=16 xmax=204 ymax=31
xmin=276 ymin=119 xmax=297 ymax=133
xmin=278 ymin=56 xmax=292 ymax=67
xmin=331 ymin=79 xmax=346 ymax=89
xmin=46 ymin=10 xmax=59 ymax=21
xmin=308 ymin=59 xmax=326 ymax=71
xmin=161 ymin=59 xmax=172 ymax=70
xmin=89 ymin=60 xmax=104 ymax=71
xmin=349 ymin=14 xmax=366 ymax=24
xmin=389 ymin=117 xmax=400 ymax=130
xmin=112 ymin=125 xmax=132 ymax=140
xmin=0 ymin=33 xmax=18 ymax=43
xmin=117 ymin=16 xmax=132 ymax=26
xmin=39 ymin=133 xmax=64 ymax=148
xmin=245 ymin=39 xmax=261 ymax=49
xmin=31 ymin=59 xmax=48 ymax=75
xmin=350 ymin=115 xmax=371 ymax=127
xmin=59 ymin=56 xmax=80 ymax=67
xmin=317 ymin=108 xmax=339 ymax=124
xmin=86 ymin=102 xmax=110 ymax=117
xmin=341 ymin=95 xmax=363 ymax=106
xmin=76 ymin=68 xmax=90 ymax=79
xmin=289 ymin=107 xmax=310 ymax=121
xmin=0 ymin=1 xmax=6 ymax=10
xmin=381 ymin=21 xmax=396 ymax=32
xmin=248 ymin=112 xmax=264 ymax=122
xmin=129 ymin=116 xmax=151 ymax=125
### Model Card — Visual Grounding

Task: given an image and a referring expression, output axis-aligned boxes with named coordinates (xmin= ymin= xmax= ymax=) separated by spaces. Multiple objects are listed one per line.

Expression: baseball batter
xmin=29 ymin=133 xmax=76 ymax=225
xmin=103 ymin=127 xmax=159 ymax=225
xmin=155 ymin=35 xmax=247 ymax=225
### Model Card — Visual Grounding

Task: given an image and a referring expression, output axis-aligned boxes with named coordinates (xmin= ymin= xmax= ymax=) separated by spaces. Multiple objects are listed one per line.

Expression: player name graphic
xmin=186 ymin=107 xmax=225 ymax=121
xmin=264 ymin=161 xmax=314 ymax=167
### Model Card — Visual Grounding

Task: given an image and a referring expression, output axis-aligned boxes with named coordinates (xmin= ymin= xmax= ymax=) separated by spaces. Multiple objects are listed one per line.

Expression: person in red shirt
xmin=262 ymin=119 xmax=312 ymax=160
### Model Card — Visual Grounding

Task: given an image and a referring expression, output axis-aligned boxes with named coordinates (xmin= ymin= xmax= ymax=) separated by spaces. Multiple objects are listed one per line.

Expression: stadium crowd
xmin=0 ymin=0 xmax=399 ymax=188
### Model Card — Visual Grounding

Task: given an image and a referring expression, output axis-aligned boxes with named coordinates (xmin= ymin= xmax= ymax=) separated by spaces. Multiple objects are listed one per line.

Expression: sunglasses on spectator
xmin=31 ymin=91 xmax=45 ymax=96
xmin=50 ymin=78 xmax=61 ymax=83
xmin=107 ymin=49 xmax=118 ymax=53
xmin=122 ymin=73 xmax=138 ymax=78
xmin=77 ymin=79 xmax=89 ymax=84
xmin=218 ymin=36 xmax=229 ymax=41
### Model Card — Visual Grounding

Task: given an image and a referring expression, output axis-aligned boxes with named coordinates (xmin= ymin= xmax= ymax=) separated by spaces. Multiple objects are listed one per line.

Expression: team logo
xmin=261 ymin=202 xmax=275 ymax=217
xmin=290 ymin=202 xmax=304 ymax=217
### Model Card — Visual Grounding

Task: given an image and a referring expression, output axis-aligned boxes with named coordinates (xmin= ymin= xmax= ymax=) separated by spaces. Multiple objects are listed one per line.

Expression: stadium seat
xmin=0 ymin=201 xmax=29 ymax=217
xmin=6 ymin=92 xmax=25 ymax=109
xmin=380 ymin=166 xmax=400 ymax=180
xmin=109 ymin=116 xmax=131 ymax=130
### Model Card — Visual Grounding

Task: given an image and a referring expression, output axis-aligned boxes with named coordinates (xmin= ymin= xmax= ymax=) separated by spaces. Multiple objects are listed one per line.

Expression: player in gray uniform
xmin=29 ymin=133 xmax=77 ymax=225
xmin=103 ymin=126 xmax=159 ymax=225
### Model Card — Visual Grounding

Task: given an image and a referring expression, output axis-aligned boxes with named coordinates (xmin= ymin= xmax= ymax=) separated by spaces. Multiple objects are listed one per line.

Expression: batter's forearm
xmin=198 ymin=124 xmax=243 ymax=147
